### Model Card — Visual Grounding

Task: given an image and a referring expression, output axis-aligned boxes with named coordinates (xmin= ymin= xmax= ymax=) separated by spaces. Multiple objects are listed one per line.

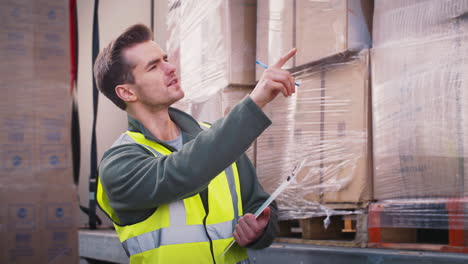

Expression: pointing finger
xmin=272 ymin=48 xmax=297 ymax=69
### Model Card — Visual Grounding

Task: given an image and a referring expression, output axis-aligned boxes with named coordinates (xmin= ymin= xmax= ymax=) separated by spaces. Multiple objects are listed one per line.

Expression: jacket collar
xmin=127 ymin=107 xmax=202 ymax=145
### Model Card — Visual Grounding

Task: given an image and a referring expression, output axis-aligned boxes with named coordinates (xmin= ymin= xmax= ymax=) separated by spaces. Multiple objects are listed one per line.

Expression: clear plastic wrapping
xmin=167 ymin=0 xmax=257 ymax=161
xmin=167 ymin=0 xmax=256 ymax=104
xmin=369 ymin=198 xmax=468 ymax=231
xmin=372 ymin=0 xmax=468 ymax=200
xmin=256 ymin=0 xmax=372 ymax=79
xmin=257 ymin=50 xmax=371 ymax=220
xmin=373 ymin=0 xmax=468 ymax=48
xmin=368 ymin=197 xmax=468 ymax=249
xmin=370 ymin=0 xmax=468 ymax=246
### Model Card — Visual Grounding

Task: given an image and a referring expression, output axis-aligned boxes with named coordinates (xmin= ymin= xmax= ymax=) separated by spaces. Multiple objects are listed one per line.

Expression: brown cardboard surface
xmin=295 ymin=0 xmax=347 ymax=65
xmin=371 ymin=0 xmax=468 ymax=199
xmin=256 ymin=0 xmax=294 ymax=79
xmin=0 ymin=1 xmax=78 ymax=263
xmin=34 ymin=1 xmax=70 ymax=81
xmin=168 ymin=0 xmax=257 ymax=91
xmin=0 ymin=1 xmax=35 ymax=81
xmin=166 ymin=0 xmax=258 ymax=167
xmin=297 ymin=50 xmax=371 ymax=204
xmin=257 ymin=50 xmax=371 ymax=218
xmin=0 ymin=0 xmax=70 ymax=82
xmin=256 ymin=0 xmax=372 ymax=79
xmin=373 ymin=0 xmax=468 ymax=48
xmin=0 ymin=185 xmax=78 ymax=264
xmin=372 ymin=41 xmax=468 ymax=199
xmin=256 ymin=95 xmax=295 ymax=199
xmin=320 ymin=52 xmax=371 ymax=203
xmin=227 ymin=0 xmax=257 ymax=84
xmin=0 ymin=80 xmax=72 ymax=186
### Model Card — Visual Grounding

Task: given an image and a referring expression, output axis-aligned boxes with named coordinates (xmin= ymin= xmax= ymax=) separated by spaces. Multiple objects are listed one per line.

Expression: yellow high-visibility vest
xmin=96 ymin=128 xmax=248 ymax=264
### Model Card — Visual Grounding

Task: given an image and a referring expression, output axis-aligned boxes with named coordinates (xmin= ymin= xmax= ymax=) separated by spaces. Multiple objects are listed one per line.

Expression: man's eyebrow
xmin=145 ymin=55 xmax=168 ymax=70
xmin=145 ymin=58 xmax=161 ymax=69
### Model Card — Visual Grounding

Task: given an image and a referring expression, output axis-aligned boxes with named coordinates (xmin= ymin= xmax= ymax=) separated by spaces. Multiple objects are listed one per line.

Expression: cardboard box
xmin=167 ymin=0 xmax=258 ymax=164
xmin=1 ymin=81 xmax=72 ymax=187
xmin=373 ymin=0 xmax=468 ymax=48
xmin=256 ymin=0 xmax=372 ymax=79
xmin=255 ymin=95 xmax=296 ymax=205
xmin=372 ymin=0 xmax=468 ymax=200
xmin=0 ymin=185 xmax=78 ymax=264
xmin=372 ymin=44 xmax=468 ymax=199
xmin=0 ymin=0 xmax=78 ymax=263
xmin=167 ymin=0 xmax=257 ymax=100
xmin=257 ymin=50 xmax=371 ymax=218
xmin=0 ymin=1 xmax=35 ymax=81
xmin=256 ymin=0 xmax=294 ymax=76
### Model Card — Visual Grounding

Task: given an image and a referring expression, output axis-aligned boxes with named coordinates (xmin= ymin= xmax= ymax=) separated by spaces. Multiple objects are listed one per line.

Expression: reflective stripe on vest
xmin=97 ymin=129 xmax=248 ymax=263
xmin=225 ymin=165 xmax=240 ymax=231
xmin=122 ymin=212 xmax=234 ymax=256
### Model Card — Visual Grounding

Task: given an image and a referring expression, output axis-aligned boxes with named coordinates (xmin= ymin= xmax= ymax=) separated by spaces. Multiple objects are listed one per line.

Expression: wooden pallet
xmin=368 ymin=197 xmax=468 ymax=253
xmin=275 ymin=205 xmax=368 ymax=247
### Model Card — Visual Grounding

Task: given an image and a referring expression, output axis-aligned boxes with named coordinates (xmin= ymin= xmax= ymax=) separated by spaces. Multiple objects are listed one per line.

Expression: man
xmin=94 ymin=24 xmax=297 ymax=264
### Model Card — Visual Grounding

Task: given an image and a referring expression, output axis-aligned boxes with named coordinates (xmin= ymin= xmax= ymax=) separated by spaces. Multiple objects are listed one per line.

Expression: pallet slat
xmin=368 ymin=197 xmax=468 ymax=253
xmin=275 ymin=206 xmax=368 ymax=248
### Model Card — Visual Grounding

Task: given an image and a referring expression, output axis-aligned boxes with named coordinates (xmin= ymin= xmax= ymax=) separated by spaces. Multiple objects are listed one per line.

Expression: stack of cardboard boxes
xmin=166 ymin=0 xmax=258 ymax=162
xmin=0 ymin=0 xmax=78 ymax=263
xmin=368 ymin=0 xmax=468 ymax=247
xmin=372 ymin=0 xmax=468 ymax=199
xmin=256 ymin=0 xmax=372 ymax=78
xmin=165 ymin=0 xmax=467 ymax=228
xmin=255 ymin=0 xmax=373 ymax=219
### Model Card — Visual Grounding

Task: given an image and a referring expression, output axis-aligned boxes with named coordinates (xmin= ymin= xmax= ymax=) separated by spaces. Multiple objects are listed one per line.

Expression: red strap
xmin=69 ymin=0 xmax=77 ymax=94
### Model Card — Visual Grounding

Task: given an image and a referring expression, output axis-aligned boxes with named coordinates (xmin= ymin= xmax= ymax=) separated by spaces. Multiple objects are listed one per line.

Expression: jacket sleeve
xmin=99 ymin=97 xmax=272 ymax=211
xmin=236 ymin=154 xmax=279 ymax=249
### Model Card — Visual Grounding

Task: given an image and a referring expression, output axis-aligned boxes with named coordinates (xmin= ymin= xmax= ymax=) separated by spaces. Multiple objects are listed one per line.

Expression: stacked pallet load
xmin=0 ymin=0 xmax=79 ymax=263
xmin=166 ymin=0 xmax=258 ymax=163
xmin=256 ymin=0 xmax=372 ymax=246
xmin=370 ymin=0 xmax=468 ymax=253
xmin=256 ymin=0 xmax=372 ymax=79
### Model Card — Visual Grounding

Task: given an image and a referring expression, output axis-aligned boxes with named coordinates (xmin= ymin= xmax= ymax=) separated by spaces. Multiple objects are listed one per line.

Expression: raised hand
xmin=250 ymin=48 xmax=297 ymax=108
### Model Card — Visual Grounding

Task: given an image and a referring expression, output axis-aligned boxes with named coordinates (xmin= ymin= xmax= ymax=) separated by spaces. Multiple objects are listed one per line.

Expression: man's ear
xmin=115 ymin=84 xmax=137 ymax=103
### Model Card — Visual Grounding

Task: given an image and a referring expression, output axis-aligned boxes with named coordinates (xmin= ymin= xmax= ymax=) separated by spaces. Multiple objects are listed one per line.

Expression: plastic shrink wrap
xmin=0 ymin=0 xmax=78 ymax=263
xmin=166 ymin=0 xmax=257 ymax=162
xmin=167 ymin=0 xmax=256 ymax=101
xmin=370 ymin=0 xmax=468 ymax=242
xmin=257 ymin=50 xmax=371 ymax=220
xmin=372 ymin=0 xmax=468 ymax=200
xmin=256 ymin=0 xmax=372 ymax=79
xmin=255 ymin=0 xmax=373 ymax=221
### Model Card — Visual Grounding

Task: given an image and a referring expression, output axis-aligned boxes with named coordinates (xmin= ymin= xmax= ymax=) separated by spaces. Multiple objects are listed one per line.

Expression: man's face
xmin=124 ymin=40 xmax=183 ymax=109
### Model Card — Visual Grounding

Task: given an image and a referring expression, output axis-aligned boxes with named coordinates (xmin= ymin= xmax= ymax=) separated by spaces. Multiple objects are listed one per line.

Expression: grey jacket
xmin=99 ymin=97 xmax=278 ymax=249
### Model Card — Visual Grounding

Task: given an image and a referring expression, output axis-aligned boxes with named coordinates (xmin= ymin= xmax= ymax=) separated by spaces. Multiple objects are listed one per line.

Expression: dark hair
xmin=93 ymin=24 xmax=153 ymax=110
